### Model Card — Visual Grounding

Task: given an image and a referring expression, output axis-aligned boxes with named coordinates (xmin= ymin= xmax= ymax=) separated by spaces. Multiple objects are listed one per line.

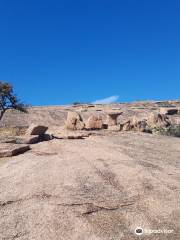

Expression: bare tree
xmin=0 ymin=81 xmax=27 ymax=121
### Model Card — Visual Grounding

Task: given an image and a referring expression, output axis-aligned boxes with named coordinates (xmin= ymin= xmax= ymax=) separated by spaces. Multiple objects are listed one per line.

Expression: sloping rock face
xmin=86 ymin=115 xmax=103 ymax=130
xmin=26 ymin=124 xmax=48 ymax=135
xmin=0 ymin=133 xmax=179 ymax=239
xmin=0 ymin=143 xmax=30 ymax=158
xmin=65 ymin=111 xmax=85 ymax=130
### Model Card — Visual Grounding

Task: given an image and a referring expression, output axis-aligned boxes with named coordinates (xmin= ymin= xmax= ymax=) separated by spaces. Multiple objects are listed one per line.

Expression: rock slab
xmin=26 ymin=124 xmax=48 ymax=135
xmin=0 ymin=143 xmax=30 ymax=158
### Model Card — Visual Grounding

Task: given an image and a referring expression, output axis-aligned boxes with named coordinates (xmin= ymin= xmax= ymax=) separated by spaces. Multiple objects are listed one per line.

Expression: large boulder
xmin=147 ymin=112 xmax=171 ymax=128
xmin=0 ymin=143 xmax=30 ymax=158
xmin=86 ymin=115 xmax=103 ymax=130
xmin=26 ymin=124 xmax=48 ymax=135
xmin=65 ymin=111 xmax=85 ymax=130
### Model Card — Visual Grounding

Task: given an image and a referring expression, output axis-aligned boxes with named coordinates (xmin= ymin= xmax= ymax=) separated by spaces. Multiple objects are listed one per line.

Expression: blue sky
xmin=0 ymin=0 xmax=180 ymax=105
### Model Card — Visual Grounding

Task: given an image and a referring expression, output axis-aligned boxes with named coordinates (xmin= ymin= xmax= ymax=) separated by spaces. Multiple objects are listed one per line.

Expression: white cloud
xmin=92 ymin=95 xmax=119 ymax=104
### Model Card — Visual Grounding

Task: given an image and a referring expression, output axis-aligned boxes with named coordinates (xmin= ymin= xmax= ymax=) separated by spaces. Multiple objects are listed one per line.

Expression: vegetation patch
xmin=0 ymin=126 xmax=28 ymax=137
xmin=153 ymin=125 xmax=180 ymax=138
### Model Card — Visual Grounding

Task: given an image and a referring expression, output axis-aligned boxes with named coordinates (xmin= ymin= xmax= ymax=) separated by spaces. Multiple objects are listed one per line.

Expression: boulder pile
xmin=106 ymin=111 xmax=123 ymax=126
xmin=107 ymin=112 xmax=173 ymax=134
xmin=64 ymin=110 xmax=176 ymax=136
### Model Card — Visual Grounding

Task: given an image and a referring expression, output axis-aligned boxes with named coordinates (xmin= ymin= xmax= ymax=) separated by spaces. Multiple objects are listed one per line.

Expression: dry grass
xmin=0 ymin=126 xmax=28 ymax=137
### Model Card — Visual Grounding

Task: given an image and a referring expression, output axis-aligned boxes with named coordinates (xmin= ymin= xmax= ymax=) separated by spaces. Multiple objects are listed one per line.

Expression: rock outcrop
xmin=122 ymin=120 xmax=132 ymax=131
xmin=65 ymin=111 xmax=85 ymax=130
xmin=106 ymin=111 xmax=123 ymax=126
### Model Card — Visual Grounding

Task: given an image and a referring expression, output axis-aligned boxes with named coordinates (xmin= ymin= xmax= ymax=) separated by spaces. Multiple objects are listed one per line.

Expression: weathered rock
xmin=132 ymin=116 xmax=149 ymax=132
xmin=0 ymin=143 xmax=30 ymax=158
xmin=137 ymin=120 xmax=152 ymax=133
xmin=86 ymin=115 xmax=103 ymax=130
xmin=122 ymin=121 xmax=132 ymax=131
xmin=160 ymin=107 xmax=178 ymax=115
xmin=108 ymin=125 xmax=121 ymax=131
xmin=26 ymin=124 xmax=48 ymax=135
xmin=65 ymin=111 xmax=85 ymax=130
xmin=147 ymin=112 xmax=171 ymax=128
xmin=106 ymin=111 xmax=123 ymax=126
xmin=75 ymin=120 xmax=85 ymax=130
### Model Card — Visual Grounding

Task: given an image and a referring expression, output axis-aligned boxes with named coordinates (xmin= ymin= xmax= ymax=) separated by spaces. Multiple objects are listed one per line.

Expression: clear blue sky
xmin=0 ymin=0 xmax=180 ymax=105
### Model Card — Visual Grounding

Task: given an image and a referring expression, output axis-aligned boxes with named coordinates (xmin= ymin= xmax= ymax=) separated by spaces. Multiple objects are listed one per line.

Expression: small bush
xmin=155 ymin=125 xmax=180 ymax=138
